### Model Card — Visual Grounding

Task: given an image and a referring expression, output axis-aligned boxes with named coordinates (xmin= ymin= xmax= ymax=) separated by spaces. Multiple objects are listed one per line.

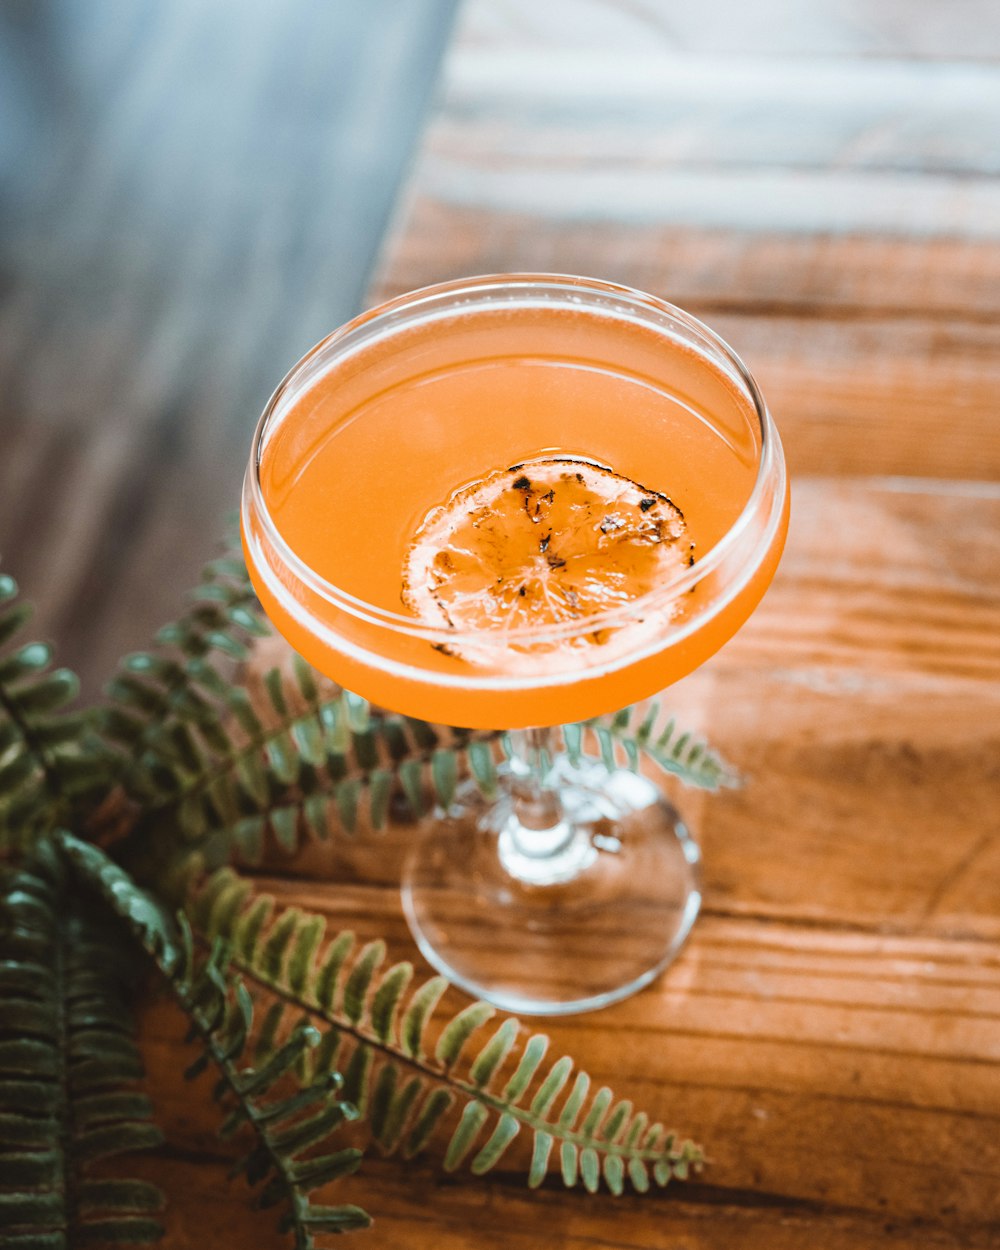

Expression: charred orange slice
xmin=402 ymin=457 xmax=692 ymax=664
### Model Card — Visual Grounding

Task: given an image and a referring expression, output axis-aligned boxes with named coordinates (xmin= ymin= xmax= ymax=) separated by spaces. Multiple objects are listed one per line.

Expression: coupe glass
xmin=242 ymin=275 xmax=788 ymax=1015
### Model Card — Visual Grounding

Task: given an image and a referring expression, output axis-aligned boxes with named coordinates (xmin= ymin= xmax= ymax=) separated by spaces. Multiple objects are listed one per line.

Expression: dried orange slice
xmin=402 ymin=457 xmax=691 ymax=664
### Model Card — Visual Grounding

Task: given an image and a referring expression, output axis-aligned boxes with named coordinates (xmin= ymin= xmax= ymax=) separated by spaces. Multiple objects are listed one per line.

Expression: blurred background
xmin=0 ymin=0 xmax=458 ymax=694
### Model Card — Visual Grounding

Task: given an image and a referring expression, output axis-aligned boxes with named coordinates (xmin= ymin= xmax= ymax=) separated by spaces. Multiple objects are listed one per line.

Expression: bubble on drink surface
xmin=402 ymin=457 xmax=692 ymax=670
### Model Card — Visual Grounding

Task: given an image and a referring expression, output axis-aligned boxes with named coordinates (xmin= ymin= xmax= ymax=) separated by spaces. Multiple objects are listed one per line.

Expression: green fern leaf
xmin=368 ymin=1062 xmax=397 ymax=1144
xmin=312 ymin=931 xmax=355 ymax=1013
xmin=562 ymin=722 xmax=583 ymax=766
xmin=435 ymin=1001 xmax=496 ymax=1068
xmin=375 ymin=1074 xmax=423 ymax=1154
xmin=400 ymin=975 xmax=449 ymax=1060
xmin=287 ymin=915 xmax=325 ymax=997
xmin=529 ymin=1130 xmax=554 ymax=1188
xmin=266 ymin=731 xmax=300 ymax=787
xmin=603 ymin=1152 xmax=625 ymax=1195
xmin=579 ymin=1085 xmax=613 ymax=1136
xmin=594 ymin=725 xmax=617 ymax=772
xmin=235 ymin=752 xmax=270 ymax=806
xmin=7 ymin=668 xmax=79 ymax=715
xmin=0 ymin=579 xmax=105 ymax=849
xmin=470 ymin=1111 xmax=520 ymax=1175
xmin=260 ymin=905 xmax=302 ymax=980
xmin=340 ymin=1043 xmax=373 ymax=1114
xmin=208 ymin=875 xmax=253 ymax=941
xmin=0 ymin=855 xmax=165 ymax=1245
xmin=601 ymin=1099 xmax=633 ymax=1143
xmin=290 ymin=652 xmax=318 ymax=703
xmin=580 ymin=1145 xmax=601 ymax=1193
xmin=530 ymin=1055 xmax=574 ymax=1117
xmin=290 ymin=715 xmax=326 ymax=767
xmin=501 ymin=1033 xmax=549 ymax=1103
xmin=465 ymin=739 xmax=498 ymax=799
xmin=397 ymin=758 xmax=425 ymax=817
xmin=343 ymin=692 xmax=370 ymax=734
xmin=231 ymin=816 xmax=265 ymax=866
xmin=288 ymin=1201 xmax=371 ymax=1234
xmin=0 ymin=601 xmax=32 ymax=647
xmin=560 ymin=1140 xmax=578 ymax=1187
xmin=335 ymin=777 xmax=361 ymax=834
xmin=351 ymin=727 xmax=379 ymax=772
xmin=443 ymin=1099 xmax=489 ymax=1171
xmin=285 ymin=1148 xmax=364 ymax=1190
xmin=78 ymin=1178 xmax=164 ymax=1214
xmin=430 ymin=749 xmax=458 ymax=811
xmin=402 ymin=1087 xmax=454 ymax=1159
xmin=312 ymin=1030 xmax=342 ymax=1083
xmin=271 ymin=804 xmax=299 ymax=853
xmin=233 ymin=893 xmax=273 ymax=962
xmin=369 ymin=962 xmax=413 ymax=1045
xmin=367 ymin=768 xmax=393 ymax=830
xmin=341 ymin=940 xmax=385 ymax=1025
xmin=469 ymin=1018 xmax=519 ymax=1088
xmin=557 ymin=1071 xmax=591 ymax=1130
xmin=628 ymin=1156 xmax=650 ymax=1193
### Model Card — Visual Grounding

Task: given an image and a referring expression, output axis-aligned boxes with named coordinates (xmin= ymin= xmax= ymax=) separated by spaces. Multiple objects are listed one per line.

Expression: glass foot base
xmin=401 ymin=758 xmax=701 ymax=1015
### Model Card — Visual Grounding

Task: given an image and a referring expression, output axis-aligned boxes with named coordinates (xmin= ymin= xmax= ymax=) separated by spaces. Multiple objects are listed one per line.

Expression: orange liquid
xmin=247 ymin=304 xmax=787 ymax=727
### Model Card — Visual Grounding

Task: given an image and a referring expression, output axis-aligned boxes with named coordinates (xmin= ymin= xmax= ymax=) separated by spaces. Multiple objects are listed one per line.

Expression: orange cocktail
xmin=242 ymin=275 xmax=787 ymax=1015
xmin=243 ymin=276 xmax=787 ymax=730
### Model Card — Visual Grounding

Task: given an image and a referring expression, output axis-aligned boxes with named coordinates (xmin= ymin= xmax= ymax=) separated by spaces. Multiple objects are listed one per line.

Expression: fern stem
xmin=144 ymin=705 xmax=501 ymax=827
xmin=228 ymin=951 xmax=679 ymax=1167
xmin=165 ymin=972 xmax=308 ymax=1242
xmin=224 ymin=948 xmax=437 ymax=1083
xmin=594 ymin=714 xmax=737 ymax=791
xmin=143 ymin=698 xmax=333 ymax=813
xmin=52 ymin=902 xmax=78 ymax=1245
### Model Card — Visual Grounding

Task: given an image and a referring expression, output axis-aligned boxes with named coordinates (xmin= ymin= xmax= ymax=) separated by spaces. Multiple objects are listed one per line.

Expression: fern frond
xmin=156 ymin=690 xmax=729 ymax=871
xmin=0 ymin=575 xmax=106 ymax=852
xmin=0 ymin=845 xmax=165 ymax=1246
xmin=99 ymin=545 xmax=267 ymax=788
xmin=195 ymin=873 xmax=704 ymax=1196
xmin=115 ymin=645 xmax=504 ymax=872
xmin=580 ymin=702 xmax=739 ymax=792
xmin=57 ymin=835 xmax=371 ymax=1244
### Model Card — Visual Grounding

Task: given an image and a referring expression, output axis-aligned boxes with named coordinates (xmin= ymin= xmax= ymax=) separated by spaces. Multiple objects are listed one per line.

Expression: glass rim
xmin=244 ymin=272 xmax=783 ymax=645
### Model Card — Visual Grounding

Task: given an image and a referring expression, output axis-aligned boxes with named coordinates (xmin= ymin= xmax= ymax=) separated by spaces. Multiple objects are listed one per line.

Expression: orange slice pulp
xmin=402 ymin=457 xmax=692 ymax=665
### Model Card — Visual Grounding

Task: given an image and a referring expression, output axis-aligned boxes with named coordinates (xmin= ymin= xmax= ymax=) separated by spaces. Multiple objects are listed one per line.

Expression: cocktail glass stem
xmin=498 ymin=727 xmax=597 ymax=885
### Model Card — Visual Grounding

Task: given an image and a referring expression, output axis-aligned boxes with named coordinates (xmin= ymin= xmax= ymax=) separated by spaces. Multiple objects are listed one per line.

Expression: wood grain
xmin=84 ymin=0 xmax=1000 ymax=1245
xmin=133 ymin=884 xmax=1000 ymax=1248
xmin=371 ymin=3 xmax=1000 ymax=483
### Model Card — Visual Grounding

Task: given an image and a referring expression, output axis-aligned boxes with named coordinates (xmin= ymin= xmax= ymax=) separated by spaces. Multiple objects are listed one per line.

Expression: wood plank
xmin=377 ymin=216 xmax=1000 ymax=320
xmin=462 ymin=0 xmax=1000 ymax=62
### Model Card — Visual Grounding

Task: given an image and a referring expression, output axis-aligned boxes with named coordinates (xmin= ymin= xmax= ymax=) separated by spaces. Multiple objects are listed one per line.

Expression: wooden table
xmin=139 ymin=3 xmax=1000 ymax=1246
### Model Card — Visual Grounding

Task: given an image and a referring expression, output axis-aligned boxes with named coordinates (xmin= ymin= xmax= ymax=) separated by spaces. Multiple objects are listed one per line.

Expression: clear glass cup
xmin=242 ymin=274 xmax=788 ymax=1015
